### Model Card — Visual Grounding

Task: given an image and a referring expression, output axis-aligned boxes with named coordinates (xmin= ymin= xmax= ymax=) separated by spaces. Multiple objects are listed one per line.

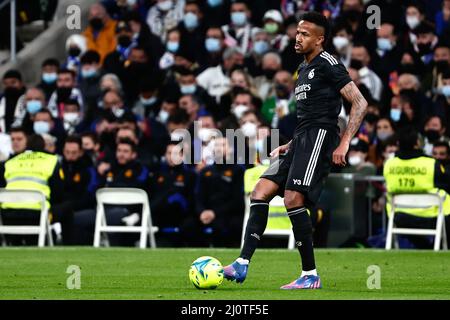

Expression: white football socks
xmin=236 ymin=258 xmax=249 ymax=265
xmin=301 ymin=269 xmax=317 ymax=277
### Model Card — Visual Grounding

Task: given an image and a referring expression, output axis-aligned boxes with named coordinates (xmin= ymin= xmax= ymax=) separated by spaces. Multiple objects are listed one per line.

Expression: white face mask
xmin=157 ymin=0 xmax=173 ymax=11
xmin=348 ymin=155 xmax=363 ymax=166
xmin=406 ymin=15 xmax=420 ymax=29
xmin=232 ymin=104 xmax=249 ymax=120
xmin=63 ymin=112 xmax=80 ymax=124
xmin=171 ymin=131 xmax=186 ymax=141
xmin=158 ymin=110 xmax=170 ymax=123
xmin=241 ymin=122 xmax=257 ymax=137
xmin=333 ymin=36 xmax=349 ymax=51
xmin=198 ymin=128 xmax=214 ymax=142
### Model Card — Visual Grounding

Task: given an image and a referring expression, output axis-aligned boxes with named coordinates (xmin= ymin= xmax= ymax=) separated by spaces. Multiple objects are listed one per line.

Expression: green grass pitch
xmin=0 ymin=247 xmax=449 ymax=300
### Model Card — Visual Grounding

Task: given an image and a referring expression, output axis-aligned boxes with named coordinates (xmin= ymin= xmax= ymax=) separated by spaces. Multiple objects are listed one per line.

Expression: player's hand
xmin=270 ymin=143 xmax=290 ymax=158
xmin=332 ymin=142 xmax=349 ymax=166
xmin=200 ymin=210 xmax=215 ymax=225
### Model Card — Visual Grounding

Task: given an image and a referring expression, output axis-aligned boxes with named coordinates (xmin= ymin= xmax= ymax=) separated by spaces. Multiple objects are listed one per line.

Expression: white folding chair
xmin=241 ymin=195 xmax=295 ymax=250
xmin=385 ymin=193 xmax=448 ymax=251
xmin=93 ymin=188 xmax=158 ymax=249
xmin=0 ymin=189 xmax=53 ymax=247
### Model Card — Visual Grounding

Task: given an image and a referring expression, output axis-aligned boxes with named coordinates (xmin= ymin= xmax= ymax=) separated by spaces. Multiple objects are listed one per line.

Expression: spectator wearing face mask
xmin=245 ymin=28 xmax=272 ymax=77
xmin=220 ymin=89 xmax=258 ymax=131
xmin=253 ymin=52 xmax=283 ymax=101
xmin=262 ymin=10 xmax=289 ymax=52
xmin=0 ymin=70 xmax=26 ymax=133
xmin=78 ymin=50 xmax=103 ymax=111
xmin=222 ymin=0 xmax=254 ymax=56
xmin=198 ymin=26 xmax=226 ymax=70
xmin=159 ymin=28 xmax=181 ymax=70
xmin=372 ymin=22 xmax=403 ymax=85
xmin=402 ymin=2 xmax=426 ymax=48
xmin=177 ymin=1 xmax=207 ymax=63
xmin=103 ymin=20 xmax=137 ymax=77
xmin=63 ymin=34 xmax=87 ymax=73
xmin=132 ymin=78 xmax=162 ymax=119
xmin=82 ymin=3 xmax=118 ymax=64
xmin=146 ymin=0 xmax=186 ymax=42
xmin=38 ymin=58 xmax=60 ymax=101
xmin=421 ymin=115 xmax=450 ymax=156
xmin=32 ymin=109 xmax=66 ymax=154
xmin=349 ymin=44 xmax=383 ymax=102
xmin=330 ymin=21 xmax=354 ymax=68
xmin=367 ymin=117 xmax=396 ymax=170
xmin=411 ymin=21 xmax=439 ymax=66
xmin=261 ymin=70 xmax=296 ymax=129
xmin=432 ymin=141 xmax=450 ymax=167
xmin=342 ymin=137 xmax=376 ymax=175
xmin=175 ymin=67 xmax=215 ymax=113
xmin=62 ymin=99 xmax=89 ymax=135
xmin=47 ymin=69 xmax=84 ymax=120
xmin=21 ymin=87 xmax=47 ymax=135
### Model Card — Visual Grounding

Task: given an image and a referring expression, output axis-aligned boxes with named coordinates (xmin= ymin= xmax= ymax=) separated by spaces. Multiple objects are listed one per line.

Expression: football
xmin=189 ymin=256 xmax=224 ymax=289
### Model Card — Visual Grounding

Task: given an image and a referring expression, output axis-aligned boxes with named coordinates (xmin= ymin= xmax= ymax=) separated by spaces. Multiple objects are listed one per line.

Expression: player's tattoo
xmin=339 ymin=81 xmax=368 ymax=144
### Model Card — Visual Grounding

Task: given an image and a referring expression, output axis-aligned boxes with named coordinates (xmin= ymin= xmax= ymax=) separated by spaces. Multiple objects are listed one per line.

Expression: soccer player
xmin=223 ymin=12 xmax=368 ymax=289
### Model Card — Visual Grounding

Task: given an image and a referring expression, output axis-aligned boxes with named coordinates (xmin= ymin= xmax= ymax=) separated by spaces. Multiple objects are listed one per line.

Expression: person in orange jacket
xmin=82 ymin=3 xmax=118 ymax=64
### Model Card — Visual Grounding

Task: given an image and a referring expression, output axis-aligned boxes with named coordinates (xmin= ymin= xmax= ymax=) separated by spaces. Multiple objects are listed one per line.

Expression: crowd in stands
xmin=0 ymin=0 xmax=449 ymax=247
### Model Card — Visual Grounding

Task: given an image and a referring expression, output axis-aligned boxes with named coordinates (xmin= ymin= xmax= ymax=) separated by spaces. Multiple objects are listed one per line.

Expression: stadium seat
xmin=241 ymin=195 xmax=295 ymax=249
xmin=93 ymin=188 xmax=158 ymax=249
xmin=385 ymin=193 xmax=448 ymax=251
xmin=0 ymin=189 xmax=53 ymax=247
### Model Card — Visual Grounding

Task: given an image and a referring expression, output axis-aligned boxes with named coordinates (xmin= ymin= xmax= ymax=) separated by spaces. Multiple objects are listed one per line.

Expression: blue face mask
xmin=183 ymin=12 xmax=199 ymax=29
xmin=180 ymin=84 xmax=196 ymax=94
xmin=205 ymin=38 xmax=221 ymax=52
xmin=207 ymin=0 xmax=222 ymax=7
xmin=26 ymin=100 xmax=43 ymax=115
xmin=442 ymin=85 xmax=450 ymax=98
xmin=167 ymin=41 xmax=179 ymax=53
xmin=253 ymin=40 xmax=269 ymax=55
xmin=140 ymin=96 xmax=157 ymax=106
xmin=42 ymin=72 xmax=57 ymax=84
xmin=34 ymin=121 xmax=50 ymax=134
xmin=390 ymin=108 xmax=402 ymax=122
xmin=81 ymin=67 xmax=97 ymax=79
xmin=231 ymin=12 xmax=247 ymax=26
xmin=377 ymin=38 xmax=393 ymax=52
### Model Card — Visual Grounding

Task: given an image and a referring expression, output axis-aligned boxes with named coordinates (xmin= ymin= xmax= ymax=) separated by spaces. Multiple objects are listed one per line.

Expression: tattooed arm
xmin=332 ymin=81 xmax=368 ymax=166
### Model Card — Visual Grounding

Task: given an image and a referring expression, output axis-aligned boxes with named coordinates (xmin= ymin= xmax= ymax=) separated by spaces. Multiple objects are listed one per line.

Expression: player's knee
xmin=250 ymin=180 xmax=275 ymax=202
xmin=284 ymin=191 xmax=305 ymax=209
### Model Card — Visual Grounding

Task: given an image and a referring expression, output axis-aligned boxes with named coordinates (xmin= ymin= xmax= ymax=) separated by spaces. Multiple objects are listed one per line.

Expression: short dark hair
xmin=42 ymin=58 xmax=60 ymax=69
xmin=64 ymin=135 xmax=82 ymax=149
xmin=81 ymin=132 xmax=99 ymax=145
xmin=57 ymin=68 xmax=76 ymax=78
xmin=80 ymin=50 xmax=101 ymax=65
xmin=27 ymin=134 xmax=46 ymax=152
xmin=3 ymin=69 xmax=22 ymax=81
xmin=10 ymin=126 xmax=27 ymax=135
xmin=35 ymin=109 xmax=54 ymax=120
xmin=300 ymin=11 xmax=330 ymax=45
xmin=397 ymin=126 xmax=418 ymax=152
xmin=117 ymin=137 xmax=137 ymax=153
xmin=433 ymin=141 xmax=450 ymax=154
